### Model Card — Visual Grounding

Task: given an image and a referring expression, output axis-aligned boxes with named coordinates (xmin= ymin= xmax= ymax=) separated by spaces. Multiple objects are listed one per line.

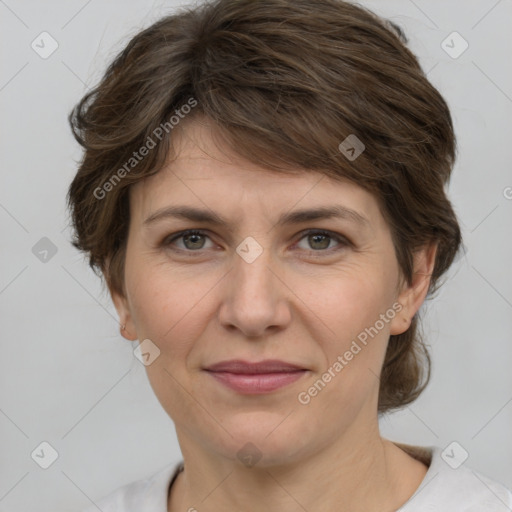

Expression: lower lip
xmin=206 ymin=370 xmax=307 ymax=394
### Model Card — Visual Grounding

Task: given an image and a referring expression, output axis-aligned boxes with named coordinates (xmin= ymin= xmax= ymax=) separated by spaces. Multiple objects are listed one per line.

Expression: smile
xmin=203 ymin=359 xmax=309 ymax=394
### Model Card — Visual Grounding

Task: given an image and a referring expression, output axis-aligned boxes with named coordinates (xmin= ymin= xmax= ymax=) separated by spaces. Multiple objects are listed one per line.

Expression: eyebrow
xmin=143 ymin=204 xmax=370 ymax=230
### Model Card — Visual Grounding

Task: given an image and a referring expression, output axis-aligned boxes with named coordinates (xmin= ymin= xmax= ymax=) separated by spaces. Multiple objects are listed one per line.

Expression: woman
xmin=67 ymin=0 xmax=512 ymax=510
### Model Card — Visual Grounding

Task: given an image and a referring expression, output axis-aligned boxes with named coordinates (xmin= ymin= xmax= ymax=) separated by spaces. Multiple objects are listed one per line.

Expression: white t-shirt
xmin=81 ymin=444 xmax=512 ymax=511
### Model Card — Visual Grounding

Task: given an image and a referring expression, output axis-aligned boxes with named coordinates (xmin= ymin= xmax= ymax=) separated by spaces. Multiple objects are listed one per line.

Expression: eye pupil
xmin=184 ymin=233 xmax=205 ymax=249
xmin=309 ymin=233 xmax=330 ymax=250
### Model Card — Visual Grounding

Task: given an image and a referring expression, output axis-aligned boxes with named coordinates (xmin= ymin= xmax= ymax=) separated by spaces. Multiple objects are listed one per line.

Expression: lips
xmin=204 ymin=359 xmax=308 ymax=394
xmin=205 ymin=359 xmax=306 ymax=373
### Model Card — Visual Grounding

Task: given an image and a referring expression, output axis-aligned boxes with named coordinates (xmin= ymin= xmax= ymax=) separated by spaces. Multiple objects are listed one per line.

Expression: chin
xmin=205 ymin=412 xmax=315 ymax=468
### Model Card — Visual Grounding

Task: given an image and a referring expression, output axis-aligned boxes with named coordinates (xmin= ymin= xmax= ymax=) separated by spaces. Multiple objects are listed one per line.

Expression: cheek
xmin=298 ymin=266 xmax=396 ymax=395
xmin=125 ymin=259 xmax=219 ymax=361
xmin=124 ymin=263 xmax=219 ymax=419
xmin=302 ymin=266 xmax=395 ymax=343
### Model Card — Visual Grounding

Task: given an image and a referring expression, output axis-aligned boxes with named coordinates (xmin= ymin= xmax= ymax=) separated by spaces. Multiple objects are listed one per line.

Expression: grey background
xmin=1 ymin=0 xmax=511 ymax=511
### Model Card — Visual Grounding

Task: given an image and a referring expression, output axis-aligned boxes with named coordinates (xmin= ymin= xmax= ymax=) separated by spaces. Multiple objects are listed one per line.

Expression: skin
xmin=111 ymin=117 xmax=437 ymax=512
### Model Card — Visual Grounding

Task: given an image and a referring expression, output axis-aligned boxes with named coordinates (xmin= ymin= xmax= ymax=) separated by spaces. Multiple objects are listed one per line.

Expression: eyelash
xmin=161 ymin=229 xmax=351 ymax=257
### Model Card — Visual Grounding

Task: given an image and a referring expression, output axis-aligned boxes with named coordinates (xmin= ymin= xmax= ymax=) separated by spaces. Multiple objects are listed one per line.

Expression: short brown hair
xmin=67 ymin=0 xmax=463 ymax=413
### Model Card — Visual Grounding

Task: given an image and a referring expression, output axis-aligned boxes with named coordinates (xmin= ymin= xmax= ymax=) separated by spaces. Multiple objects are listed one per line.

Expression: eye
xmin=294 ymin=229 xmax=349 ymax=253
xmin=163 ymin=229 xmax=214 ymax=251
xmin=161 ymin=228 xmax=350 ymax=255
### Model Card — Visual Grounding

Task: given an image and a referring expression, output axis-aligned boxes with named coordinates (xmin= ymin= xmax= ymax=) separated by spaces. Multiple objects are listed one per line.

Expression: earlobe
xmin=110 ymin=286 xmax=138 ymax=341
xmin=390 ymin=243 xmax=437 ymax=336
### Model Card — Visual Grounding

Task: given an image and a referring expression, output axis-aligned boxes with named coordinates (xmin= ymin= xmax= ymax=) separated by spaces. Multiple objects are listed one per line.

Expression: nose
xmin=218 ymin=246 xmax=292 ymax=338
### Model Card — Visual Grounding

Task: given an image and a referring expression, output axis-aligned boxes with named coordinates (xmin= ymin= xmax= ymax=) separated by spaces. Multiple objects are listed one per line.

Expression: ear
xmin=110 ymin=284 xmax=138 ymax=341
xmin=390 ymin=242 xmax=437 ymax=336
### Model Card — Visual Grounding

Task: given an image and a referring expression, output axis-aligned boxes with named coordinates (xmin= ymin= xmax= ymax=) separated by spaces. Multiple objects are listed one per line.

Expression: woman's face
xmin=113 ymin=118 xmax=431 ymax=466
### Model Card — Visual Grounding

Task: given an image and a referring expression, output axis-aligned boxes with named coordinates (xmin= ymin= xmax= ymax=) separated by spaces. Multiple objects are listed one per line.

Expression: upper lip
xmin=204 ymin=359 xmax=307 ymax=374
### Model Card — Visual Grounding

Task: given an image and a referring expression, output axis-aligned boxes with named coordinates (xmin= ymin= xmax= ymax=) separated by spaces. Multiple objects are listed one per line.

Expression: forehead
xmin=129 ymin=119 xmax=385 ymax=230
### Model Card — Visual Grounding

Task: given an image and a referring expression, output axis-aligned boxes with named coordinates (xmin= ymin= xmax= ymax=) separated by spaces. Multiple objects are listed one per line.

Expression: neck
xmin=168 ymin=422 xmax=427 ymax=512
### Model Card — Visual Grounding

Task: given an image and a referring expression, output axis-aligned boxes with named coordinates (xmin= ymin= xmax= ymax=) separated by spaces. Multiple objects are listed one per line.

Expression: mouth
xmin=203 ymin=359 xmax=309 ymax=394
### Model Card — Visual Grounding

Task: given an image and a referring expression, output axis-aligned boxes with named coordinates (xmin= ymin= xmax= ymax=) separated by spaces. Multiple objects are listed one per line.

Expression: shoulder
xmin=80 ymin=462 xmax=183 ymax=512
xmin=397 ymin=444 xmax=512 ymax=511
